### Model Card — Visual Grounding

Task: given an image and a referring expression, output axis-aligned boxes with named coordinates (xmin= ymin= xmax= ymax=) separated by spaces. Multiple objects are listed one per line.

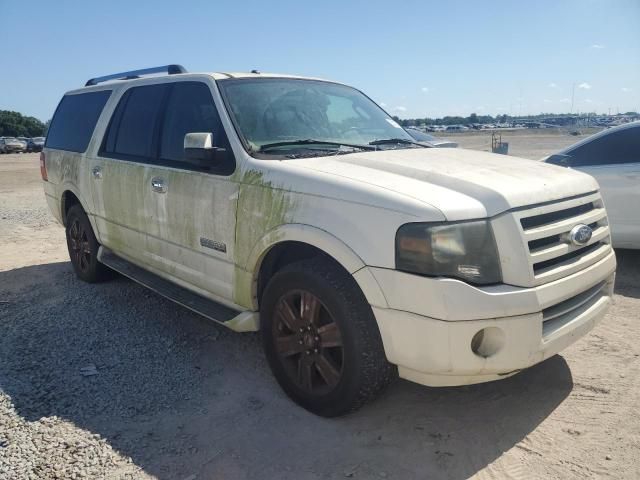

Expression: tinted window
xmin=159 ymin=82 xmax=230 ymax=162
xmin=46 ymin=90 xmax=111 ymax=152
xmin=568 ymin=126 xmax=640 ymax=166
xmin=103 ymin=84 xmax=167 ymax=158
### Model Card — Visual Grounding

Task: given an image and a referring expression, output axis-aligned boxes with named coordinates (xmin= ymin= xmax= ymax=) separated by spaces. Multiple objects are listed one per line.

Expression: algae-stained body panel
xmin=233 ymin=169 xmax=299 ymax=308
xmin=145 ymin=165 xmax=240 ymax=301
xmin=89 ymin=158 xmax=153 ymax=262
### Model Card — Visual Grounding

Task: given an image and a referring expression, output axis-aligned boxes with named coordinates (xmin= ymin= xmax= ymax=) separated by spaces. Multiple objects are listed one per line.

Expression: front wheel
xmin=65 ymin=205 xmax=112 ymax=283
xmin=261 ymin=258 xmax=396 ymax=417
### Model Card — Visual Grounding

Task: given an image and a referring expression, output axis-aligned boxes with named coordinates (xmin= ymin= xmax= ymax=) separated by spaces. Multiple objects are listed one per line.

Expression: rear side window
xmin=102 ymin=84 xmax=168 ymax=158
xmin=45 ymin=90 xmax=111 ymax=152
xmin=567 ymin=126 xmax=640 ymax=166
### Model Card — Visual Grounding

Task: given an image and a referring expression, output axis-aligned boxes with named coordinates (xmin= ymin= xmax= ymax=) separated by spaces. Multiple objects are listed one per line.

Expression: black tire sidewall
xmin=261 ymin=261 xmax=381 ymax=416
xmin=65 ymin=205 xmax=104 ymax=283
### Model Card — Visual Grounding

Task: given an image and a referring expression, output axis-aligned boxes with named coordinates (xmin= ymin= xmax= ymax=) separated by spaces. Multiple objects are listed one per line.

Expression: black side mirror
xmin=184 ymin=132 xmax=226 ymax=168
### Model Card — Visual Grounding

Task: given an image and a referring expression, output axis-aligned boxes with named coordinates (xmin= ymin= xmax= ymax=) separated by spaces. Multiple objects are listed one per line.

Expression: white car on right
xmin=545 ymin=122 xmax=640 ymax=249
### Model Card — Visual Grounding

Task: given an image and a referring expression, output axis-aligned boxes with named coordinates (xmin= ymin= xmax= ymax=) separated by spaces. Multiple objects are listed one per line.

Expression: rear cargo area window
xmin=45 ymin=90 xmax=111 ymax=153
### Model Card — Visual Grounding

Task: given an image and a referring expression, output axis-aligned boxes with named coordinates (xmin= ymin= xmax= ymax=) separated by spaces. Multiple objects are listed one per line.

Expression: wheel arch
xmin=242 ymin=224 xmax=388 ymax=311
xmin=60 ymin=186 xmax=99 ymax=238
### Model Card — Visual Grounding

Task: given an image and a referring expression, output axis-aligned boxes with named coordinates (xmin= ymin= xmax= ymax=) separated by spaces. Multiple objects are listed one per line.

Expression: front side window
xmin=159 ymin=82 xmax=231 ymax=163
xmin=567 ymin=126 xmax=640 ymax=166
xmin=218 ymin=78 xmax=414 ymax=155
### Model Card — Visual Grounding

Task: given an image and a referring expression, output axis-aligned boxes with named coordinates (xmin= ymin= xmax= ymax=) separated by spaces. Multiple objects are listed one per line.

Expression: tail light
xmin=40 ymin=152 xmax=48 ymax=181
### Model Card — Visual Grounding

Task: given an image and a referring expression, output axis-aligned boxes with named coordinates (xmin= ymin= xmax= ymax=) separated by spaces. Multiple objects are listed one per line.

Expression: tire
xmin=261 ymin=257 xmax=396 ymax=417
xmin=65 ymin=204 xmax=112 ymax=283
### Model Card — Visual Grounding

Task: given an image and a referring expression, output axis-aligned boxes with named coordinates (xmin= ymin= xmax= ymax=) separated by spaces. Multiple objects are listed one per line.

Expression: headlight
xmin=395 ymin=220 xmax=502 ymax=285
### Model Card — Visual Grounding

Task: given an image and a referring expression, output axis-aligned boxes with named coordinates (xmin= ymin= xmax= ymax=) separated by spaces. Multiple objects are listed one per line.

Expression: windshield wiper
xmin=368 ymin=138 xmax=431 ymax=148
xmin=257 ymin=139 xmax=376 ymax=153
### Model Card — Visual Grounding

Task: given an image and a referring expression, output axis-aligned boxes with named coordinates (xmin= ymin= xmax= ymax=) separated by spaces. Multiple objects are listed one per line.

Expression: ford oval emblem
xmin=569 ymin=224 xmax=593 ymax=246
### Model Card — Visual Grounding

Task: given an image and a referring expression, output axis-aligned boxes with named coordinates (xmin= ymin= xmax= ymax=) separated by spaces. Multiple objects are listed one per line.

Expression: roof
xmin=210 ymin=71 xmax=331 ymax=82
xmin=65 ymin=69 xmax=338 ymax=96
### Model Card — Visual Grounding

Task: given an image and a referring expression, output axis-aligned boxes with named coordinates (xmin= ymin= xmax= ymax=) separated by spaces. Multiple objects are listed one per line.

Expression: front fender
xmin=237 ymin=224 xmax=388 ymax=310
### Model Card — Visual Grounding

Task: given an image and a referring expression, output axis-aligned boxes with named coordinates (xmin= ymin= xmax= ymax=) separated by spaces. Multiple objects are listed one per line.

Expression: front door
xmin=143 ymin=80 xmax=239 ymax=302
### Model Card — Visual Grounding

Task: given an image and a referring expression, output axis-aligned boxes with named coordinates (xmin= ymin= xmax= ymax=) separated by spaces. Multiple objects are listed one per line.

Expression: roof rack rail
xmin=85 ymin=64 xmax=187 ymax=86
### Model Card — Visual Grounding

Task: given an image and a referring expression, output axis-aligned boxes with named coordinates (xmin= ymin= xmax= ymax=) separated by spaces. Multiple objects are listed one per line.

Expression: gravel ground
xmin=1 ymin=144 xmax=639 ymax=479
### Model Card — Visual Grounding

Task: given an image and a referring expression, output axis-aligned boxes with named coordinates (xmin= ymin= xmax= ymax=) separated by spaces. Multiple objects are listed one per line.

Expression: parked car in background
xmin=18 ymin=137 xmax=30 ymax=150
xmin=29 ymin=137 xmax=46 ymax=152
xmin=545 ymin=122 xmax=640 ymax=249
xmin=405 ymin=128 xmax=458 ymax=148
xmin=445 ymin=125 xmax=469 ymax=132
xmin=0 ymin=137 xmax=27 ymax=153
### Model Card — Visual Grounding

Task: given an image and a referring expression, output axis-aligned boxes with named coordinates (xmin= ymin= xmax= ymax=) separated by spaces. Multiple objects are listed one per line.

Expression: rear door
xmin=90 ymin=83 xmax=169 ymax=264
xmin=568 ymin=126 xmax=640 ymax=248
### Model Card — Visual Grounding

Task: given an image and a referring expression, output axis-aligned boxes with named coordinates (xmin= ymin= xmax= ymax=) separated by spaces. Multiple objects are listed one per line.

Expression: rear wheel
xmin=65 ymin=205 xmax=111 ymax=283
xmin=261 ymin=258 xmax=396 ymax=417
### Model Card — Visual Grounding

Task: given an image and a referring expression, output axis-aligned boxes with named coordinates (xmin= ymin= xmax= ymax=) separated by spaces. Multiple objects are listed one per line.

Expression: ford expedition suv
xmin=42 ymin=65 xmax=616 ymax=416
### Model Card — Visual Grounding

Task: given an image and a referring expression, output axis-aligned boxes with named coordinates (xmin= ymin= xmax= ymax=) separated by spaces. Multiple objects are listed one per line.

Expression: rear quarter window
xmin=45 ymin=90 xmax=111 ymax=153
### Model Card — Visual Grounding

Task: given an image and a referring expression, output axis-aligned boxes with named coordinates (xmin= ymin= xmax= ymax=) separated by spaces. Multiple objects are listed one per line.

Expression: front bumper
xmin=365 ymin=250 xmax=616 ymax=387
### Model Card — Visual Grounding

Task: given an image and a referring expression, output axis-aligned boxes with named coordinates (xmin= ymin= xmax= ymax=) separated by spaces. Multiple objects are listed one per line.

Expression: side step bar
xmin=98 ymin=248 xmax=259 ymax=332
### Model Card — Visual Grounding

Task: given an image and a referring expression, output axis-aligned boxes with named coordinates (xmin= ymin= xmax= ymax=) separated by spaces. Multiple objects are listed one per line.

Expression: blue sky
xmin=1 ymin=0 xmax=639 ymax=121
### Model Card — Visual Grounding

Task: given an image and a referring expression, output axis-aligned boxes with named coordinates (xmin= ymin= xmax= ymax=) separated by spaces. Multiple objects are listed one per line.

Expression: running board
xmin=98 ymin=247 xmax=259 ymax=332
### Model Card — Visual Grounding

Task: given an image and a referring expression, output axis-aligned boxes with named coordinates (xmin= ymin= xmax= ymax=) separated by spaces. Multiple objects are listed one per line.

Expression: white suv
xmin=42 ymin=65 xmax=616 ymax=416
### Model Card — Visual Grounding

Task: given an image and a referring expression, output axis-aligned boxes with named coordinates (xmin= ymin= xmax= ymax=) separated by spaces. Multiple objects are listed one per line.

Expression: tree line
xmin=0 ymin=111 xmax=48 ymax=137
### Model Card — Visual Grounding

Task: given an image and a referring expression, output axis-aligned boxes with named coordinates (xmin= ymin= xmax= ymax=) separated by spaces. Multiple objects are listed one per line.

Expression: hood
xmin=289 ymin=148 xmax=599 ymax=220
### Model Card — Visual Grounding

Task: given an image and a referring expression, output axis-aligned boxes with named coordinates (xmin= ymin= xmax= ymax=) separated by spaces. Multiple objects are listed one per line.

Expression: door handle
xmin=92 ymin=166 xmax=103 ymax=179
xmin=151 ymin=177 xmax=167 ymax=193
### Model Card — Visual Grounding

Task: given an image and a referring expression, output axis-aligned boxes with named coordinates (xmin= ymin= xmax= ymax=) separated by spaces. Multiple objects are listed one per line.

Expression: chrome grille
xmin=515 ymin=192 xmax=612 ymax=286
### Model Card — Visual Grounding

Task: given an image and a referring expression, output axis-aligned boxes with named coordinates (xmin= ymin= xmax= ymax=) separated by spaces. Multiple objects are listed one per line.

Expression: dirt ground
xmin=1 ymin=135 xmax=639 ymax=479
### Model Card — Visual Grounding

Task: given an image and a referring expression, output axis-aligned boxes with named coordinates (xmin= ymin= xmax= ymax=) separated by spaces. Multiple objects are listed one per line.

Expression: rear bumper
xmin=365 ymin=252 xmax=616 ymax=387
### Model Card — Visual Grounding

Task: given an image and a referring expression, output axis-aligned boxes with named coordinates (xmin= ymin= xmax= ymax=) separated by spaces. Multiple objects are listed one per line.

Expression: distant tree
xmin=468 ymin=113 xmax=479 ymax=124
xmin=43 ymin=119 xmax=52 ymax=136
xmin=0 ymin=111 xmax=46 ymax=137
xmin=441 ymin=116 xmax=466 ymax=125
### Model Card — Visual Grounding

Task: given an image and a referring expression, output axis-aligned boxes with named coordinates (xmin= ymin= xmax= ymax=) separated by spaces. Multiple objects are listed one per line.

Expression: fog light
xmin=471 ymin=327 xmax=505 ymax=358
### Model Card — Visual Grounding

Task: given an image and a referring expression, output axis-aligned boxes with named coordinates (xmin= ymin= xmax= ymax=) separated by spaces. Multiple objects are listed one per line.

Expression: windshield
xmin=405 ymin=129 xmax=436 ymax=142
xmin=218 ymin=78 xmax=415 ymax=154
